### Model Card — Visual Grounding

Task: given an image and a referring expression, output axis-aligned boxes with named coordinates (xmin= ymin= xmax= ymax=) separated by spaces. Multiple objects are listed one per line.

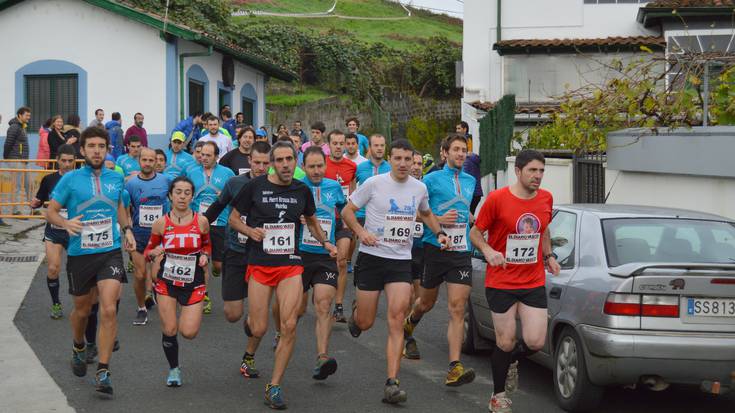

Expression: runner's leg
xmin=408 ymin=286 xmax=439 ymax=325
xmin=446 ymin=283 xmax=471 ymax=362
xmin=247 ymin=279 xmax=274 ymax=342
xmin=157 ymin=294 xmax=179 ymax=369
xmin=353 ymin=289 xmax=380 ymax=331
xmin=334 ymin=237 xmax=351 ymax=307
xmin=45 ymin=241 xmax=63 ymax=306
xmin=96 ymin=279 xmax=122 ymax=365
xmin=179 ymin=301 xmax=205 ymax=339
xmin=490 ymin=303 xmax=519 ymax=396
xmin=131 ymin=251 xmax=147 ymax=309
xmin=271 ymin=275 xmax=303 ymax=385
xmin=313 ymin=284 xmax=336 ymax=355
xmin=384 ymin=282 xmax=412 ymax=379
xmin=71 ymin=291 xmax=97 ymax=345
xmin=224 ymin=300 xmax=244 ymax=322
xmin=517 ymin=303 xmax=547 ymax=354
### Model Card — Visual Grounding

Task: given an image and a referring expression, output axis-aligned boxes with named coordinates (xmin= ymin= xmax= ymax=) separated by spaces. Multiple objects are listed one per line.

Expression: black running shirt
xmin=231 ymin=174 xmax=316 ymax=266
xmin=36 ymin=172 xmax=63 ymax=203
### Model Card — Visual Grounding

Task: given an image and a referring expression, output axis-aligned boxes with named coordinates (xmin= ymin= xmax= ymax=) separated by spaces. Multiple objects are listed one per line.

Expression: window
xmin=241 ymin=98 xmax=254 ymax=126
xmin=25 ymin=74 xmax=78 ymax=131
xmin=219 ymin=89 xmax=231 ymax=113
xmin=188 ymin=80 xmax=204 ymax=117
xmin=549 ymin=211 xmax=577 ymax=269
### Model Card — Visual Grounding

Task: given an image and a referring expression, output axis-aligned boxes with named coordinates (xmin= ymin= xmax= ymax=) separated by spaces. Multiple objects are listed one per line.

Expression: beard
xmin=85 ymin=156 xmax=103 ymax=170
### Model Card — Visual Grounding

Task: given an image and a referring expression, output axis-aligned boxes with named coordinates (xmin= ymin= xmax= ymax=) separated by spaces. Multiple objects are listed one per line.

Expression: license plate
xmin=687 ymin=298 xmax=735 ymax=317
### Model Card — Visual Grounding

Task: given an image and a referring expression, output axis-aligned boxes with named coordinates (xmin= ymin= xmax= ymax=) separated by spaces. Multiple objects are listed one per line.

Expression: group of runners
xmin=33 ymin=114 xmax=559 ymax=413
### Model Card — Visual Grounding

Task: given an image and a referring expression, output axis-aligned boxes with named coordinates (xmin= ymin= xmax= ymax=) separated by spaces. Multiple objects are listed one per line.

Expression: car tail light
xmin=604 ymin=293 xmax=680 ymax=317
xmin=604 ymin=293 xmax=641 ymax=316
xmin=641 ymin=295 xmax=679 ymax=317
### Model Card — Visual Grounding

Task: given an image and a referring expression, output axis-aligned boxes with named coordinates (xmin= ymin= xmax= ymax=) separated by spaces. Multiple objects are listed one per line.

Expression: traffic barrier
xmin=0 ymin=159 xmax=82 ymax=219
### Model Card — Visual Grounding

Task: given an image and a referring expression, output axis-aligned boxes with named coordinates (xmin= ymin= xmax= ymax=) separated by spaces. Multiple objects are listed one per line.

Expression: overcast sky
xmin=393 ymin=0 xmax=463 ymax=19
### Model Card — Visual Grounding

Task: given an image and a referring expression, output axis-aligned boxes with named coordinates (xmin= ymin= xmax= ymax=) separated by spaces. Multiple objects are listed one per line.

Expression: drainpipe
xmin=179 ymin=44 xmax=214 ymax=120
xmin=496 ymin=0 xmax=501 ymax=42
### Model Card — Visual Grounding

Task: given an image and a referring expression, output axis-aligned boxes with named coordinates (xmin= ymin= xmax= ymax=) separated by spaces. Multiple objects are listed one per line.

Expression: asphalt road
xmin=14 ymin=256 xmax=735 ymax=413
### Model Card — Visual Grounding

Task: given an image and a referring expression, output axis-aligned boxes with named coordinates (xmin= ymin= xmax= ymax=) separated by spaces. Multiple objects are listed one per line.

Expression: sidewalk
xmin=0 ymin=219 xmax=74 ymax=412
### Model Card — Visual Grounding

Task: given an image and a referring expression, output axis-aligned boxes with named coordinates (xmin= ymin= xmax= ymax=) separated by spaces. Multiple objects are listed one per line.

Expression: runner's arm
xmin=542 ymin=227 xmax=560 ymax=275
xmin=199 ymin=214 xmax=212 ymax=265
xmin=144 ymin=218 xmax=165 ymax=261
xmin=228 ymin=208 xmax=264 ymax=242
xmin=418 ymin=208 xmax=450 ymax=248
xmin=204 ymin=181 xmax=232 ymax=223
xmin=46 ymin=199 xmax=69 ymax=229
xmin=118 ymin=199 xmax=136 ymax=252
xmin=340 ymin=201 xmax=363 ymax=235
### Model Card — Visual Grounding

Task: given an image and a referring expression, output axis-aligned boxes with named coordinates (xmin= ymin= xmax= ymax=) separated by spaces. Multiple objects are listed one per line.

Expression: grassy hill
xmin=231 ymin=0 xmax=462 ymax=50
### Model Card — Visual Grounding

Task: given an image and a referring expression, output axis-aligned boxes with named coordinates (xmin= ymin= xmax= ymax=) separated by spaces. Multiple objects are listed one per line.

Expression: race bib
xmin=505 ymin=233 xmax=540 ymax=264
xmin=238 ymin=168 xmax=250 ymax=176
xmin=81 ymin=217 xmax=113 ymax=249
xmin=237 ymin=215 xmax=249 ymax=244
xmin=199 ymin=202 xmax=211 ymax=215
xmin=138 ymin=205 xmax=163 ymax=228
xmin=302 ymin=218 xmax=332 ymax=247
xmin=413 ymin=222 xmax=424 ymax=238
xmin=442 ymin=223 xmax=468 ymax=251
xmin=263 ymin=223 xmax=295 ymax=254
xmin=51 ymin=209 xmax=67 ymax=230
xmin=162 ymin=253 xmax=196 ymax=283
xmin=383 ymin=214 xmax=413 ymax=246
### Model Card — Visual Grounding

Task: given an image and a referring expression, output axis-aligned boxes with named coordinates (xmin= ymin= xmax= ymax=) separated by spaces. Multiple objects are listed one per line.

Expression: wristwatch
xmin=543 ymin=252 xmax=557 ymax=262
xmin=122 ymin=225 xmax=133 ymax=234
xmin=436 ymin=230 xmax=448 ymax=238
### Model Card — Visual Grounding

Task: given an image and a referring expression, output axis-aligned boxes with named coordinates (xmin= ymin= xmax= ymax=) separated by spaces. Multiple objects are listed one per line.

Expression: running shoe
xmin=113 ymin=339 xmax=120 ymax=352
xmin=312 ymin=356 xmax=338 ymax=380
xmin=144 ymin=292 xmax=156 ymax=309
xmin=133 ymin=309 xmax=148 ymax=326
xmin=347 ymin=262 xmax=353 ymax=273
xmin=203 ymin=295 xmax=212 ymax=314
xmin=264 ymin=383 xmax=286 ymax=410
xmin=403 ymin=315 xmax=416 ymax=338
xmin=445 ymin=361 xmax=475 ymax=387
xmin=382 ymin=378 xmax=407 ymax=404
xmin=50 ymin=303 xmax=63 ymax=320
xmin=489 ymin=393 xmax=512 ymax=413
xmin=347 ymin=301 xmax=361 ymax=338
xmin=333 ymin=304 xmax=346 ymax=323
xmin=85 ymin=343 xmax=98 ymax=364
xmin=95 ymin=369 xmax=113 ymax=396
xmin=241 ymin=355 xmax=259 ymax=378
xmin=272 ymin=332 xmax=280 ymax=351
xmin=166 ymin=367 xmax=182 ymax=387
xmin=403 ymin=337 xmax=421 ymax=360
xmin=71 ymin=347 xmax=87 ymax=377
xmin=212 ymin=267 xmax=221 ymax=278
xmin=505 ymin=361 xmax=519 ymax=395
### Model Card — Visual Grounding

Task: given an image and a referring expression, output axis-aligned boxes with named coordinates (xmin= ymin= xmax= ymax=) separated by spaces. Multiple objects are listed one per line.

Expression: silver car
xmin=464 ymin=204 xmax=735 ymax=412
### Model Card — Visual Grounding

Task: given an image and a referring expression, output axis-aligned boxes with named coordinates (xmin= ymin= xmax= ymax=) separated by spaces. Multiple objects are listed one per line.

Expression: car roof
xmin=556 ymin=204 xmax=733 ymax=222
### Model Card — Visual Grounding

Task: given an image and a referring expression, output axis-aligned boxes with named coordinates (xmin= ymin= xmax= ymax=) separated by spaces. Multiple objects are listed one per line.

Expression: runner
xmin=219 ymin=126 xmax=254 ymax=176
xmin=289 ymin=132 xmax=304 ymax=166
xmin=164 ymin=132 xmax=195 ymax=179
xmin=199 ymin=116 xmax=233 ymax=161
xmin=154 ymin=149 xmax=167 ymax=174
xmin=116 ymin=135 xmax=142 ymax=178
xmin=344 ymin=133 xmax=367 ymax=166
xmin=300 ymin=121 xmax=329 ymax=155
xmin=407 ymin=150 xmax=425 ymax=325
xmin=345 ymin=117 xmax=369 ymax=156
xmin=322 ymin=130 xmax=357 ymax=323
xmin=46 ymin=126 xmax=135 ymax=396
xmin=188 ymin=141 xmax=235 ymax=314
xmin=126 ymin=147 xmax=170 ymax=325
xmin=144 ymin=176 xmax=211 ymax=387
xmin=204 ymin=141 xmax=271 ymax=379
xmin=341 ymin=139 xmax=449 ymax=404
xmin=229 ymin=141 xmax=336 ymax=409
xmin=469 ymin=149 xmax=560 ymax=413
xmin=403 ymin=135 xmax=477 ymax=386
xmin=30 ymin=144 xmax=76 ymax=319
xmin=298 ymin=146 xmax=345 ymax=380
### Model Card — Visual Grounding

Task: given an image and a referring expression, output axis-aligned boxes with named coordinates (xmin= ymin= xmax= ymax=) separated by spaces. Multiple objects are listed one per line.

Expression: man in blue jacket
xmin=105 ymin=112 xmax=124 ymax=160
xmin=171 ymin=112 xmax=203 ymax=152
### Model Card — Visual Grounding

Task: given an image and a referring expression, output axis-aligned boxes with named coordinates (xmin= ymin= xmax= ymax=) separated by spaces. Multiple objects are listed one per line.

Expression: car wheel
xmin=461 ymin=304 xmax=478 ymax=355
xmin=553 ymin=327 xmax=603 ymax=412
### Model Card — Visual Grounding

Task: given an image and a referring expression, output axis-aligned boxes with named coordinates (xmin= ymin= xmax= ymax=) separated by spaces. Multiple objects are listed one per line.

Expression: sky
xmin=392 ymin=0 xmax=463 ymax=19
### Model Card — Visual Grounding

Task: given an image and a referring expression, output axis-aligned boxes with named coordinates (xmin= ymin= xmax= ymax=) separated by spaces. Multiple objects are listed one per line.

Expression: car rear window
xmin=602 ymin=218 xmax=735 ymax=267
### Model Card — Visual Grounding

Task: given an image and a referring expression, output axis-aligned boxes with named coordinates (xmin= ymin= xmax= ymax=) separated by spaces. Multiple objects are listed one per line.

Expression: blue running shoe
xmin=71 ymin=347 xmax=87 ymax=377
xmin=95 ymin=369 xmax=113 ymax=396
xmin=167 ymin=367 xmax=182 ymax=387
xmin=347 ymin=262 xmax=353 ymax=273
xmin=264 ymin=383 xmax=286 ymax=410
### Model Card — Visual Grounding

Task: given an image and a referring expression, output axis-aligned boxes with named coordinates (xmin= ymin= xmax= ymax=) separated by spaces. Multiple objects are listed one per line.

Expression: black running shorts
xmin=420 ymin=244 xmax=472 ymax=289
xmin=222 ymin=248 xmax=248 ymax=301
xmin=354 ymin=252 xmax=412 ymax=291
xmin=210 ymin=225 xmax=226 ymax=262
xmin=43 ymin=224 xmax=68 ymax=249
xmin=301 ymin=252 xmax=338 ymax=292
xmin=410 ymin=245 xmax=424 ymax=280
xmin=66 ymin=250 xmax=127 ymax=296
xmin=485 ymin=286 xmax=548 ymax=314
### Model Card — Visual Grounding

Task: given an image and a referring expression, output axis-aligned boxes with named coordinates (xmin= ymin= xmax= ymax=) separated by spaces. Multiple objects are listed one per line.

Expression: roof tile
xmin=645 ymin=0 xmax=735 ymax=7
xmin=495 ymin=36 xmax=665 ymax=50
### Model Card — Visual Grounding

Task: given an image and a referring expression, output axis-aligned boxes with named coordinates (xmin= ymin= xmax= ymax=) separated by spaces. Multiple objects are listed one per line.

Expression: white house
xmin=0 ymin=0 xmax=296 ymax=154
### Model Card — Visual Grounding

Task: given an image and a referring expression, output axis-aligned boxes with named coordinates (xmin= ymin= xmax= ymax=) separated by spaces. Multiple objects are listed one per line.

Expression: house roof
xmin=468 ymin=101 xmax=561 ymax=115
xmin=0 ymin=0 xmax=297 ymax=82
xmin=638 ymin=1 xmax=735 ymax=27
xmin=493 ymin=36 xmax=666 ymax=56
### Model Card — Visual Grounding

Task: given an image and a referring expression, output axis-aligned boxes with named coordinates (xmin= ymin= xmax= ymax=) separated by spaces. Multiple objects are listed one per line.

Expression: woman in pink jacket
xmin=36 ymin=118 xmax=52 ymax=168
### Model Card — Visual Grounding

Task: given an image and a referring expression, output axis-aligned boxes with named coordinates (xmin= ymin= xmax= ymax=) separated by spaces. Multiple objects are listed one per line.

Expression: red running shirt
xmin=145 ymin=213 xmax=209 ymax=257
xmin=325 ymin=157 xmax=357 ymax=193
xmin=474 ymin=187 xmax=553 ymax=290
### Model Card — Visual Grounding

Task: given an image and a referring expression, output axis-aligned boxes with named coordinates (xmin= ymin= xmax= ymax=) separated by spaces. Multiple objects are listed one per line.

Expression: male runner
xmin=164 ymin=132 xmax=195 ymax=179
xmin=344 ymin=133 xmax=367 ymax=166
xmin=219 ymin=126 xmax=255 ymax=176
xmin=204 ymin=141 xmax=271 ymax=378
xmin=322 ymin=130 xmax=356 ymax=322
xmin=30 ymin=144 xmax=76 ymax=319
xmin=116 ymin=135 xmax=142 ymax=178
xmin=345 ymin=117 xmax=369 ymax=156
xmin=46 ymin=126 xmax=136 ymax=396
xmin=229 ymin=141 xmax=336 ymax=409
xmin=126 ymin=147 xmax=170 ymax=325
xmin=300 ymin=121 xmax=329 ymax=155
xmin=469 ymin=149 xmax=560 ymax=413
xmin=199 ymin=116 xmax=232 ymax=160
xmin=154 ymin=149 xmax=167 ymax=174
xmin=188 ymin=141 xmax=235 ymax=313
xmin=298 ymin=146 xmax=345 ymax=380
xmin=407 ymin=150 xmax=425 ymax=319
xmin=341 ymin=139 xmax=449 ymax=404
xmin=403 ymin=135 xmax=477 ymax=386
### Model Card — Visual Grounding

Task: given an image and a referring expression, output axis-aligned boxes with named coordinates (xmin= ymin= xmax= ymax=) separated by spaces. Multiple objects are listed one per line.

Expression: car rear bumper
xmin=578 ymin=324 xmax=735 ymax=386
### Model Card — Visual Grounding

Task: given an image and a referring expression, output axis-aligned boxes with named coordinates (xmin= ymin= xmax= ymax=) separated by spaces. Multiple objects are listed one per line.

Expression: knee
xmin=416 ymin=297 xmax=436 ymax=314
xmin=99 ymin=303 xmax=117 ymax=321
xmin=314 ymin=298 xmax=332 ymax=316
xmin=496 ymin=336 xmax=516 ymax=353
xmin=524 ymin=336 xmax=545 ymax=351
xmin=249 ymin=321 xmax=267 ymax=339
xmin=280 ymin=318 xmax=297 ymax=337
xmin=180 ymin=329 xmax=199 ymax=340
xmin=355 ymin=314 xmax=374 ymax=331
xmin=224 ymin=308 xmax=243 ymax=323
xmin=447 ymin=300 xmax=466 ymax=319
xmin=162 ymin=326 xmax=178 ymax=337
xmin=337 ymin=256 xmax=347 ymax=268
xmin=48 ymin=263 xmax=60 ymax=277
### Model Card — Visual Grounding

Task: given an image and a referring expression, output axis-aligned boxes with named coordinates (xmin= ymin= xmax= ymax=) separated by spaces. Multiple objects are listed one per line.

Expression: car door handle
xmin=549 ymin=287 xmax=562 ymax=299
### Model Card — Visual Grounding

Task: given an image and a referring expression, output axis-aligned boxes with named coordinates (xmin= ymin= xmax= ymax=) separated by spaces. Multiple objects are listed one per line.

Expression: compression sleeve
xmin=144 ymin=232 xmax=163 ymax=262
xmin=201 ymin=230 xmax=212 ymax=256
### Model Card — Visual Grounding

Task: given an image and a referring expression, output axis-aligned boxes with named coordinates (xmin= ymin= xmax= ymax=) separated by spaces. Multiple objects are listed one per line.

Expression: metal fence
xmin=368 ymin=94 xmax=392 ymax=144
xmin=0 ymin=159 xmax=74 ymax=219
xmin=573 ymin=153 xmax=606 ymax=204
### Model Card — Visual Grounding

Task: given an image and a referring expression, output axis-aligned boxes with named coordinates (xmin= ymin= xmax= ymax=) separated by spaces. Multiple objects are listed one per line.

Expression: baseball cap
xmin=171 ymin=131 xmax=186 ymax=142
xmin=255 ymin=129 xmax=267 ymax=137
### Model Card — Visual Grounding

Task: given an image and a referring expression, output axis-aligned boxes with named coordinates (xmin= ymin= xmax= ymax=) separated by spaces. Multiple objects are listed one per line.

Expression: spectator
xmin=290 ymin=131 xmax=304 ymax=166
xmin=272 ymin=123 xmax=288 ymax=144
xmin=36 ymin=118 xmax=52 ymax=168
xmin=105 ymin=112 xmax=124 ymax=160
xmin=3 ymin=106 xmax=31 ymax=160
xmin=235 ymin=112 xmax=244 ymax=124
xmin=254 ymin=128 xmax=269 ymax=143
xmin=47 ymin=115 xmax=67 ymax=160
xmin=292 ymin=120 xmax=308 ymax=143
xmin=89 ymin=108 xmax=104 ymax=128
xmin=198 ymin=116 xmax=232 ymax=161
xmin=300 ymin=120 xmax=330 ymax=155
xmin=124 ymin=112 xmax=148 ymax=147
xmin=221 ymin=109 xmax=237 ymax=140
xmin=62 ymin=114 xmax=81 ymax=158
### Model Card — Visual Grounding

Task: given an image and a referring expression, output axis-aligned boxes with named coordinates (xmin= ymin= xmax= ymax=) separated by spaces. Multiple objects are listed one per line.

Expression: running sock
xmin=97 ymin=362 xmax=109 ymax=372
xmin=335 ymin=303 xmax=343 ymax=310
xmin=85 ymin=304 xmax=99 ymax=345
xmin=47 ymin=277 xmax=60 ymax=305
xmin=449 ymin=360 xmax=461 ymax=368
xmin=73 ymin=341 xmax=85 ymax=352
xmin=138 ymin=306 xmax=147 ymax=312
xmin=243 ymin=351 xmax=254 ymax=360
xmin=162 ymin=334 xmax=179 ymax=369
xmin=408 ymin=312 xmax=422 ymax=326
xmin=511 ymin=340 xmax=537 ymax=362
xmin=491 ymin=344 xmax=513 ymax=394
